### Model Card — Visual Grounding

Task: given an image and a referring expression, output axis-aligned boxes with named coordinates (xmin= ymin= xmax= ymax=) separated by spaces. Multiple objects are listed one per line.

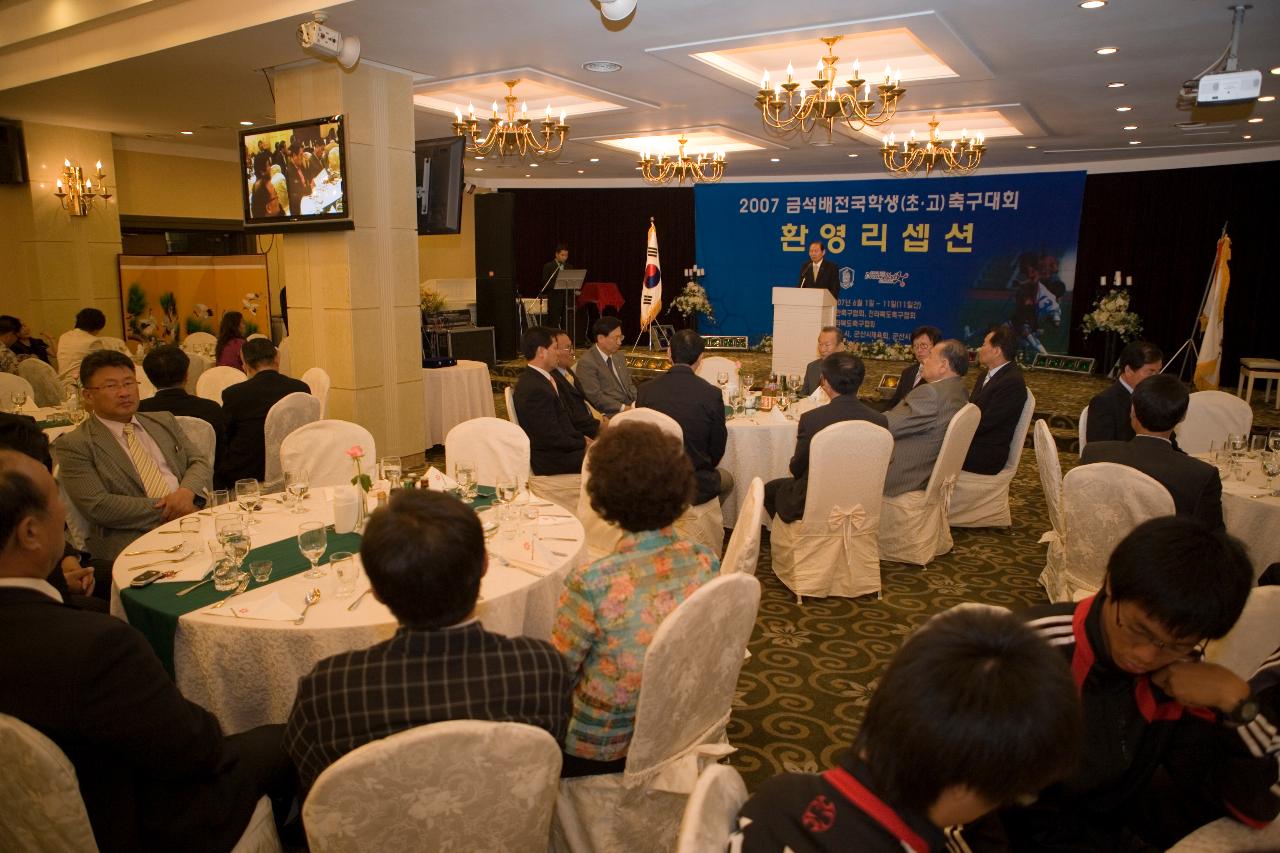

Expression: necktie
xmin=123 ymin=423 xmax=170 ymax=498
xmin=608 ymin=357 xmax=626 ymax=393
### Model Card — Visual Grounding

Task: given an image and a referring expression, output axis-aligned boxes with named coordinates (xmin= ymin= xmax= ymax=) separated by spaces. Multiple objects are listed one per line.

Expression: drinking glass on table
xmin=298 ymin=521 xmax=328 ymax=579
xmin=742 ymin=373 xmax=755 ymax=394
xmin=285 ymin=472 xmax=310 ymax=514
xmin=716 ymin=371 xmax=729 ymax=395
xmin=1248 ymin=435 xmax=1266 ymax=458
xmin=380 ymin=456 xmax=403 ymax=490
xmin=788 ymin=374 xmax=802 ymax=400
xmin=453 ymin=461 xmax=477 ymax=501
xmin=179 ymin=517 xmax=202 ymax=555
xmin=249 ymin=560 xmax=273 ymax=583
xmin=221 ymin=528 xmax=252 ymax=572
xmin=11 ymin=391 xmax=27 ymax=411
xmin=235 ymin=479 xmax=262 ymax=524
xmin=330 ymin=551 xmax=358 ymax=598
xmin=1269 ymin=430 xmax=1280 ymax=454
xmin=1261 ymin=451 xmax=1280 ymax=495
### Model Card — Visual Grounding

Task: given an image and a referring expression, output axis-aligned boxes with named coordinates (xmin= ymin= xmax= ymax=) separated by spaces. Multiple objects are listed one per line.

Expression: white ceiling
xmin=1 ymin=0 xmax=1277 ymax=184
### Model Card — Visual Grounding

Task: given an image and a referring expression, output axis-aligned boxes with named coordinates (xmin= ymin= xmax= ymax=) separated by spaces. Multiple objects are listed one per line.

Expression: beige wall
xmin=417 ymin=189 xmax=475 ymax=282
xmin=113 ymin=149 xmax=242 ymax=221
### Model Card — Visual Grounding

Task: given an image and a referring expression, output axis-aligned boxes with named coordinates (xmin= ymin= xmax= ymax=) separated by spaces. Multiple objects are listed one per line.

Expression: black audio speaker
xmin=0 ymin=119 xmax=28 ymax=185
xmin=475 ymin=193 xmax=518 ymax=359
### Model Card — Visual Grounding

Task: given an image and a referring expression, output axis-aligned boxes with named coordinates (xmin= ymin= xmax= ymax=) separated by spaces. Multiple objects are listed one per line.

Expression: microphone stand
xmin=534 ymin=263 xmax=561 ymax=334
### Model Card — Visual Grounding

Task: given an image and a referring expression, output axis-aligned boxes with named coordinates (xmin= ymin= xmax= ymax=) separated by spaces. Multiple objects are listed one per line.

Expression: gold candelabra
xmin=451 ymin=79 xmax=568 ymax=158
xmin=638 ymin=136 xmax=726 ymax=184
xmin=880 ymin=118 xmax=986 ymax=176
xmin=54 ymin=159 xmax=112 ymax=216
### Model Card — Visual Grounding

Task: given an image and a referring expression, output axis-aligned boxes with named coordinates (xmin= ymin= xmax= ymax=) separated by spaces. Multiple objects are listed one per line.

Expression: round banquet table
xmin=1196 ymin=454 xmax=1280 ymax=578
xmin=110 ymin=490 xmax=585 ymax=734
xmin=422 ymin=360 xmax=496 ymax=446
xmin=719 ymin=411 xmax=800 ymax=523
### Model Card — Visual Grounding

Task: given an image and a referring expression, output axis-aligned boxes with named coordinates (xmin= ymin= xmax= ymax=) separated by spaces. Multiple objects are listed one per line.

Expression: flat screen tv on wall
xmin=239 ymin=114 xmax=352 ymax=233
xmin=415 ymin=136 xmax=464 ymax=235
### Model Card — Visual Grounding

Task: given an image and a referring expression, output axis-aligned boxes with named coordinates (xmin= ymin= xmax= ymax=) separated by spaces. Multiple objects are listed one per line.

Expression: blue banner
xmin=693 ymin=171 xmax=1086 ymax=355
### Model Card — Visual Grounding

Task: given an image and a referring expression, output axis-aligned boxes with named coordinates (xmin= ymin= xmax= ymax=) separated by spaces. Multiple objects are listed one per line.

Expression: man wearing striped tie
xmin=55 ymin=350 xmax=211 ymax=585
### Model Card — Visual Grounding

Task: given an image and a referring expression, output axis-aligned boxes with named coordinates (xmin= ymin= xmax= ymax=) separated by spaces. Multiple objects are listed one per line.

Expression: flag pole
xmin=1168 ymin=222 xmax=1227 ymax=382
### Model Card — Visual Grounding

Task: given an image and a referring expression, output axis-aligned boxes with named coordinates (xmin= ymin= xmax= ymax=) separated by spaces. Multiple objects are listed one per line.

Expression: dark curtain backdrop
xmin=507 ymin=187 xmax=694 ymax=343
xmin=1071 ymin=160 xmax=1278 ymax=385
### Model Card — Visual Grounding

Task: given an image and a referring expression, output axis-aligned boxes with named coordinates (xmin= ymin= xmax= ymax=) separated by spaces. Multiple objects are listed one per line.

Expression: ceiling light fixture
xmin=638 ymin=135 xmax=725 ymax=184
xmin=1248 ymin=116 xmax=1264 ymax=122
xmin=1243 ymin=134 xmax=1252 ymax=139
xmin=1271 ymin=67 xmax=1280 ymax=75
xmin=1106 ymin=81 xmax=1126 ymax=88
xmin=882 ymin=117 xmax=985 ymax=177
xmin=53 ymin=158 xmax=112 ymax=216
xmin=756 ymin=36 xmax=905 ymax=142
xmin=452 ymin=79 xmax=568 ymax=159
xmin=1080 ymin=0 xmax=1107 ymax=7
xmin=847 ymin=153 xmax=859 ymax=157
xmin=598 ymin=0 xmax=637 ymax=22
xmin=1096 ymin=47 xmax=1119 ymax=55
xmin=770 ymin=157 xmax=781 ymax=162
xmin=589 ymin=157 xmax=600 ymax=162
xmin=1123 ymin=124 xmax=1138 ymax=130
xmin=239 ymin=121 xmax=254 ymax=126
xmin=1115 ymin=106 xmax=1132 ymax=112
xmin=582 ymin=60 xmax=623 ymax=73
xmin=1258 ymin=95 xmax=1275 ymax=102
xmin=1129 ymin=140 xmax=1142 ymax=145
xmin=1026 ymin=144 xmax=1038 ymax=149
xmin=577 ymin=169 xmax=585 ymax=174
xmin=180 ymin=130 xmax=194 ymax=135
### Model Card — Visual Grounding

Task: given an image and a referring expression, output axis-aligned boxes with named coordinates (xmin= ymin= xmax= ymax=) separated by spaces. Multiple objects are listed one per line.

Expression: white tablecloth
xmin=422 ymin=360 xmax=496 ymax=447
xmin=1205 ymin=455 xmax=1280 ymax=578
xmin=720 ymin=413 xmax=799 ymax=523
xmin=110 ymin=491 xmax=584 ymax=734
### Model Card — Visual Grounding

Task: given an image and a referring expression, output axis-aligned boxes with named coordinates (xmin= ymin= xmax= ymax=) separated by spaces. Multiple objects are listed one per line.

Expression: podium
xmin=772 ymin=287 xmax=836 ymax=377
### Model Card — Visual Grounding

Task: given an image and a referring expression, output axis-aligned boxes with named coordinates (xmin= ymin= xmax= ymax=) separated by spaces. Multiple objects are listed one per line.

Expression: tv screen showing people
xmin=238 ymin=115 xmax=349 ymax=230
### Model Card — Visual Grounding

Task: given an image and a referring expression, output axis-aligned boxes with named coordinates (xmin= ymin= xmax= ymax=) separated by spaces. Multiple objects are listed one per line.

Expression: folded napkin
xmin=768 ymin=404 xmax=789 ymax=423
xmin=209 ymin=591 xmax=301 ymax=622
xmin=808 ymin=385 xmax=829 ymax=405
xmin=332 ymin=486 xmax=362 ymax=534
xmin=424 ymin=466 xmax=460 ymax=492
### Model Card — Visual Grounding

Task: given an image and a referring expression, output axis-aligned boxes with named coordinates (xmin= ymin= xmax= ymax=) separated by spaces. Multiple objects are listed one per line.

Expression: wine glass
xmin=496 ymin=478 xmax=518 ymax=505
xmin=235 ymin=479 xmax=262 ymax=525
xmin=716 ymin=371 xmax=729 ymax=391
xmin=742 ymin=373 xmax=755 ymax=394
xmin=221 ymin=527 xmax=252 ymax=572
xmin=453 ymin=460 xmax=476 ymax=501
xmin=11 ymin=391 xmax=27 ymax=411
xmin=380 ymin=456 xmax=403 ymax=490
xmin=214 ymin=512 xmax=243 ymax=541
xmin=1227 ymin=433 xmax=1247 ymax=463
xmin=286 ymin=473 xmax=310 ymax=514
xmin=1269 ymin=430 xmax=1280 ymax=453
xmin=1248 ymin=435 xmax=1265 ymax=459
xmin=1261 ymin=451 xmax=1280 ymax=495
xmin=297 ymin=521 xmax=328 ymax=579
xmin=788 ymin=374 xmax=802 ymax=399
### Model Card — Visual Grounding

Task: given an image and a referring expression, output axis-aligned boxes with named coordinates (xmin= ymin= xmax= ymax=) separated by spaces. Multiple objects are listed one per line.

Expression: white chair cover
xmin=182 ymin=331 xmax=216 ymax=353
xmin=772 ymin=421 xmax=893 ymax=599
xmin=96 ymin=336 xmax=130 ymax=354
xmin=263 ymin=392 xmax=322 ymax=490
xmin=553 ymin=574 xmax=761 ymax=853
xmin=720 ymin=477 xmax=764 ymax=576
xmin=694 ymin=356 xmax=740 ymax=401
xmin=878 ymin=403 xmax=982 ymax=567
xmin=1175 ymin=390 xmax=1253 ymax=455
xmin=445 ymin=417 xmax=531 ymax=486
xmin=1166 ymin=816 xmax=1280 ymax=852
xmin=276 ymin=337 xmax=292 ymax=377
xmin=949 ymin=391 xmax=1036 ymax=527
xmin=303 ymin=720 xmax=561 ymax=853
xmin=0 ymin=373 xmax=37 ymax=409
xmin=1204 ymin=586 xmax=1280 ymax=681
xmin=184 ymin=352 xmax=211 ymax=396
xmin=0 ymin=712 xmax=99 ymax=853
xmin=17 ymin=359 xmax=62 ymax=407
xmin=1059 ymin=462 xmax=1175 ymax=600
xmin=195 ymin=366 xmax=247 ymax=405
xmin=174 ymin=416 xmax=216 ymax=468
xmin=302 ymin=367 xmax=332 ymax=418
xmin=279 ymin=420 xmax=377 ymax=488
xmin=503 ymin=385 xmax=520 ymax=426
xmin=675 ymin=764 xmax=749 ymax=853
xmin=246 ymin=333 xmax=269 ymax=341
xmin=1078 ymin=405 xmax=1088 ymax=452
xmin=1033 ymin=419 xmax=1070 ymax=602
xmin=529 ymin=474 xmax=581 ymax=514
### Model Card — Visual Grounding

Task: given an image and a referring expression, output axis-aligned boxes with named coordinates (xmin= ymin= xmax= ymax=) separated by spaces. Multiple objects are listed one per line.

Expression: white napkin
xmin=208 ymin=591 xmax=301 ymax=621
xmin=332 ymin=486 xmax=360 ymax=534
xmin=808 ymin=385 xmax=829 ymax=405
xmin=424 ymin=466 xmax=460 ymax=492
xmin=768 ymin=404 xmax=789 ymax=423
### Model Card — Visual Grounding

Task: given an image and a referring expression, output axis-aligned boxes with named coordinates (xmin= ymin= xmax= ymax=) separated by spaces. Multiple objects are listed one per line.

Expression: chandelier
xmin=880 ymin=118 xmax=986 ymax=176
xmin=638 ymin=136 xmax=725 ymax=184
xmin=54 ymin=159 xmax=112 ymax=216
xmin=756 ymin=37 xmax=905 ymax=140
xmin=451 ymin=79 xmax=568 ymax=158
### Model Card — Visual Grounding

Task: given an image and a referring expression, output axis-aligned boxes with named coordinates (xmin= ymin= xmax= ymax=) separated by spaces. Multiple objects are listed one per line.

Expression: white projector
xmin=1197 ymin=69 xmax=1262 ymax=105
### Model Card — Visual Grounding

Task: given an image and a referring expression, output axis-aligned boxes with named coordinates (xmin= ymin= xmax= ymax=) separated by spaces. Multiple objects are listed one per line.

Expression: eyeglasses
xmin=84 ymin=380 xmax=139 ymax=392
xmin=1113 ymin=604 xmax=1204 ymax=657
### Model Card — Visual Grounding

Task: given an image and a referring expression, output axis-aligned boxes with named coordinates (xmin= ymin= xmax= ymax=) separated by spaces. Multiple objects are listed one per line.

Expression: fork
xmin=123 ymin=542 xmax=186 ymax=557
xmin=127 ymin=553 xmax=194 ymax=571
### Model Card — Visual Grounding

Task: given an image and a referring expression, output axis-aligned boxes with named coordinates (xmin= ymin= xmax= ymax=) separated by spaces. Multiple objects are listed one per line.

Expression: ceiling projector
xmin=1197 ymin=69 xmax=1262 ymax=105
xmin=297 ymin=13 xmax=361 ymax=69
xmin=1176 ymin=5 xmax=1261 ymax=123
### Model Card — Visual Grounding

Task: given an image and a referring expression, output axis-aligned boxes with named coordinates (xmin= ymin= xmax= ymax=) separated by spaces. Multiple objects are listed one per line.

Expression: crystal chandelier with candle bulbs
xmin=451 ymin=79 xmax=568 ymax=158
xmin=638 ymin=136 xmax=725 ymax=185
xmin=756 ymin=37 xmax=906 ymax=141
xmin=880 ymin=118 xmax=986 ymax=176
xmin=53 ymin=158 xmax=112 ymax=216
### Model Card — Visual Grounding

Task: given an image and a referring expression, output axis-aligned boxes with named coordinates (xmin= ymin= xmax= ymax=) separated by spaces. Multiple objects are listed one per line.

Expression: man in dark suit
xmin=285 ymin=490 xmax=571 ymax=793
xmin=1086 ymin=340 xmax=1163 ymax=445
xmin=887 ymin=325 xmax=942 ymax=409
xmin=139 ymin=345 xmax=228 ymax=468
xmin=800 ymin=326 xmax=843 ymax=396
xmin=1081 ymin=373 xmax=1224 ymax=531
xmin=217 ymin=338 xmax=310 ymax=487
xmin=541 ymin=243 xmax=570 ymax=335
xmin=0 ymin=449 xmax=295 ymax=852
xmin=513 ymin=326 xmax=588 ymax=475
xmin=636 ymin=329 xmax=731 ymax=505
xmin=765 ymin=352 xmax=888 ymax=523
xmin=550 ymin=329 xmax=601 ymax=439
xmin=797 ymin=240 xmax=839 ymax=299
xmin=884 ymin=339 xmax=969 ymax=496
xmin=963 ymin=325 xmax=1029 ymax=475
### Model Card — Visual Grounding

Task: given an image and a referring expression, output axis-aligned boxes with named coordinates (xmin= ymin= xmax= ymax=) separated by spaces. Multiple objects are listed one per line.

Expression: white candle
xmin=1114 ymin=271 xmax=1121 ymax=286
xmin=1125 ymin=276 xmax=1132 ymax=286
xmin=1099 ymin=276 xmax=1105 ymax=286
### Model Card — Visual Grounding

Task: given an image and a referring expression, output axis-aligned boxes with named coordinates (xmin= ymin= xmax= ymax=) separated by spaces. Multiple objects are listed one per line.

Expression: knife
xmin=176 ymin=565 xmax=217 ymax=597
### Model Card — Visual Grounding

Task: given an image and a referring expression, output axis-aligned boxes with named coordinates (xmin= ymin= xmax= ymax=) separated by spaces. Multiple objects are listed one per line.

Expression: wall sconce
xmin=54 ymin=159 xmax=112 ymax=216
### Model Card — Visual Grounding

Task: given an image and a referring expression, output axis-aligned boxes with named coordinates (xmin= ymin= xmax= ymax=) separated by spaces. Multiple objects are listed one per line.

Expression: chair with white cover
xmin=95 ymin=336 xmax=130 ymax=355
xmin=949 ymin=391 xmax=1036 ymax=528
xmin=503 ymin=385 xmax=520 ymax=426
xmin=1032 ymin=419 xmax=1070 ymax=602
xmin=674 ymin=764 xmax=749 ymax=853
xmin=694 ymin=356 xmax=740 ymax=401
xmin=1057 ymin=462 xmax=1175 ymax=601
xmin=303 ymin=720 xmax=561 ymax=853
xmin=0 ymin=372 xmax=37 ymax=410
xmin=183 ymin=331 xmax=216 ymax=354
xmin=275 ymin=337 xmax=292 ymax=377
xmin=553 ymin=573 xmax=761 ymax=853
xmin=280 ymin=420 xmax=376 ymax=488
xmin=174 ymin=416 xmax=216 ymax=468
xmin=184 ymin=352 xmax=211 ymax=396
xmin=263 ymin=393 xmax=322 ymax=490
xmin=1078 ymin=405 xmax=1089 ymax=452
xmin=0 ymin=712 xmax=281 ymax=853
xmin=445 ymin=417 xmax=531 ymax=486
xmin=771 ymin=421 xmax=893 ymax=599
xmin=1166 ymin=816 xmax=1280 ymax=852
xmin=195 ymin=366 xmax=247 ymax=405
xmin=1174 ymin=390 xmax=1253 ymax=454
xmin=302 ymin=367 xmax=331 ymax=418
xmin=17 ymin=358 xmax=62 ymax=407
xmin=720 ymin=477 xmax=764 ymax=576
xmin=246 ymin=333 xmax=268 ymax=341
xmin=878 ymin=404 xmax=982 ymax=567
xmin=1204 ymin=586 xmax=1280 ymax=681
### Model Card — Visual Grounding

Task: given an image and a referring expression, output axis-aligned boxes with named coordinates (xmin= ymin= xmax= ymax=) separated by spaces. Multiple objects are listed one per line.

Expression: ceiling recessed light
xmin=1129 ymin=140 xmax=1142 ymax=145
xmin=239 ymin=121 xmax=254 ymax=126
xmin=1080 ymin=0 xmax=1106 ymax=7
xmin=1026 ymin=144 xmax=1038 ymax=149
xmin=1258 ymin=95 xmax=1275 ymax=102
xmin=525 ymin=173 xmax=531 ymax=177
xmin=1115 ymin=106 xmax=1132 ymax=112
xmin=1248 ymin=116 xmax=1264 ymax=123
xmin=589 ymin=157 xmax=600 ymax=162
xmin=634 ymin=166 xmax=641 ymax=170
xmin=770 ymin=157 xmax=781 ymax=162
xmin=180 ymin=130 xmax=194 ymax=135
xmin=1096 ymin=47 xmax=1118 ymax=55
xmin=530 ymin=163 xmax=539 ymax=168
xmin=474 ymin=155 xmax=485 ymax=160
xmin=1243 ymin=135 xmax=1253 ymax=140
xmin=1106 ymin=81 xmax=1126 ymax=88
xmin=582 ymin=60 xmax=622 ymax=73
xmin=847 ymin=153 xmax=859 ymax=158
xmin=577 ymin=169 xmax=585 ymax=174
xmin=1123 ymin=125 xmax=1138 ymax=130
xmin=474 ymin=167 xmax=483 ymax=172
xmin=1271 ymin=67 xmax=1280 ymax=75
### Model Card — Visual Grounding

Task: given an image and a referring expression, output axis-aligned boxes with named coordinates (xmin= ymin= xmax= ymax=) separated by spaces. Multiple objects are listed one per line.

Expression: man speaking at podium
xmin=797 ymin=240 xmax=838 ymax=299
xmin=541 ymin=244 xmax=570 ymax=335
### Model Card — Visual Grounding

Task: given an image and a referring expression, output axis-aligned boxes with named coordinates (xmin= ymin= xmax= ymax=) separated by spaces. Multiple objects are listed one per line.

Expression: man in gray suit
xmin=883 ymin=339 xmax=969 ymax=496
xmin=572 ymin=316 xmax=636 ymax=416
xmin=800 ymin=326 xmax=843 ymax=396
xmin=55 ymin=350 xmax=211 ymax=578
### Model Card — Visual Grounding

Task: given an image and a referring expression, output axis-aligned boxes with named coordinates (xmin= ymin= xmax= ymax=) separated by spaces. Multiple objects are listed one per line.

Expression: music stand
xmin=554 ymin=268 xmax=587 ymax=342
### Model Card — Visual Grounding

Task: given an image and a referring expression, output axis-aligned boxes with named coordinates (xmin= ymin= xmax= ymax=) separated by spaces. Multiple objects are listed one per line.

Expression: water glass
xmin=235 ymin=479 xmax=262 ymax=524
xmin=742 ymin=373 xmax=755 ymax=393
xmin=1260 ymin=451 xmax=1280 ymax=494
xmin=214 ymin=513 xmax=243 ymax=540
xmin=454 ymin=461 xmax=477 ymax=501
xmin=285 ymin=472 xmax=310 ymax=514
xmin=1248 ymin=435 xmax=1266 ymax=458
xmin=249 ymin=560 xmax=273 ymax=583
xmin=179 ymin=517 xmax=202 ymax=555
xmin=788 ymin=374 xmax=802 ymax=398
xmin=380 ymin=456 xmax=403 ymax=490
xmin=1269 ymin=430 xmax=1280 ymax=453
xmin=11 ymin=391 xmax=27 ymax=411
xmin=330 ymin=551 xmax=359 ymax=598
xmin=210 ymin=489 xmax=231 ymax=511
xmin=716 ymin=371 xmax=729 ymax=390
xmin=221 ymin=529 xmax=251 ymax=569
xmin=1227 ymin=433 xmax=1247 ymax=457
xmin=496 ymin=478 xmax=518 ymax=505
xmin=298 ymin=521 xmax=328 ymax=579
xmin=212 ymin=559 xmax=241 ymax=592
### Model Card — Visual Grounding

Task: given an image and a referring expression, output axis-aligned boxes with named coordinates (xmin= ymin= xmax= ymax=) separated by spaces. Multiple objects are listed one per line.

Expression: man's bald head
xmin=0 ymin=449 xmax=65 ymax=579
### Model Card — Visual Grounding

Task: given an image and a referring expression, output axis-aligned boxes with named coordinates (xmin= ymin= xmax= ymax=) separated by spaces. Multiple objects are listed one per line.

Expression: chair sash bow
xmin=828 ymin=503 xmax=868 ymax=557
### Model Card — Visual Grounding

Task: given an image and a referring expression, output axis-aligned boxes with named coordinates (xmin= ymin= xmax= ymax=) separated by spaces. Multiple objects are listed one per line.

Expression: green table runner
xmin=37 ymin=416 xmax=73 ymax=429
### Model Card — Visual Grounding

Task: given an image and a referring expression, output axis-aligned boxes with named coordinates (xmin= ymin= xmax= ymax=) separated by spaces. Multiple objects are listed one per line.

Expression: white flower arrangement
xmin=848 ymin=339 xmax=914 ymax=360
xmin=1081 ymin=282 xmax=1142 ymax=341
xmin=671 ymin=281 xmax=715 ymax=321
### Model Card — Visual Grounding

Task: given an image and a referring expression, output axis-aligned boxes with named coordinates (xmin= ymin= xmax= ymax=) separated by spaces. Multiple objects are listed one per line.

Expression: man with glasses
xmin=799 ymin=326 xmax=843 ymax=397
xmin=573 ymin=316 xmax=636 ymax=417
xmin=1002 ymin=516 xmax=1279 ymax=850
xmin=54 ymin=350 xmax=211 ymax=576
xmin=886 ymin=325 xmax=941 ymax=409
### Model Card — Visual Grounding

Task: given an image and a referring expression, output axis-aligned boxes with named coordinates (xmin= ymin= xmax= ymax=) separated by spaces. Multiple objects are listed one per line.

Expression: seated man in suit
xmin=1086 ymin=340 xmax=1163 ymax=444
xmin=887 ymin=324 xmax=942 ymax=409
xmin=56 ymin=350 xmax=211 ymax=575
xmin=573 ymin=316 xmax=636 ymax=416
xmin=550 ymin=329 xmax=601 ymax=440
xmin=765 ymin=352 xmax=888 ymax=523
xmin=513 ymin=326 xmax=589 ymax=476
xmin=884 ymin=339 xmax=969 ymax=497
xmin=800 ymin=326 xmax=843 ymax=396
xmin=962 ymin=325 xmax=1029 ymax=475
xmin=0 ymin=449 xmax=296 ymax=852
xmin=636 ymin=329 xmax=731 ymax=504
xmin=1081 ymin=373 xmax=1224 ymax=531
xmin=798 ymin=240 xmax=839 ymax=298
xmin=218 ymin=338 xmax=310 ymax=487
xmin=139 ymin=344 xmax=228 ymax=469
xmin=285 ymin=489 xmax=571 ymax=793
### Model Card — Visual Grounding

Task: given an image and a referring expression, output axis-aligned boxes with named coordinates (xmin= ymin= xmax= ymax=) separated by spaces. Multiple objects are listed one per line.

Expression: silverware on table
xmin=347 ymin=588 xmax=373 ymax=611
xmin=209 ymin=577 xmax=250 ymax=609
xmin=294 ymin=588 xmax=322 ymax=625
xmin=175 ymin=564 xmax=217 ymax=596
xmin=123 ymin=542 xmax=186 ymax=557
xmin=127 ymin=553 xmax=194 ymax=571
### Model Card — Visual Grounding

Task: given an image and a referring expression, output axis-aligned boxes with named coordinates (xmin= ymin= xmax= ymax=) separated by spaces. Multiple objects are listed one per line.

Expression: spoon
xmin=123 ymin=542 xmax=186 ymax=557
xmin=128 ymin=553 xmax=194 ymax=571
xmin=294 ymin=588 xmax=321 ymax=624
